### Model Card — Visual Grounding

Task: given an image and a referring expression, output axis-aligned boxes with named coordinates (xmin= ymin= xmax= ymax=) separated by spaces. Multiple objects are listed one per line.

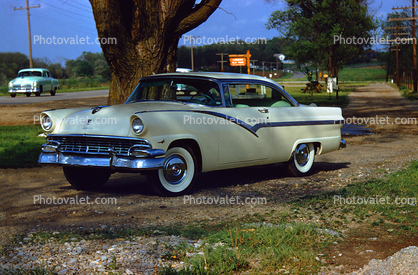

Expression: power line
xmin=56 ymin=0 xmax=92 ymax=13
xmin=38 ymin=0 xmax=91 ymax=18
xmin=35 ymin=16 xmax=97 ymax=36
xmin=69 ymin=0 xmax=92 ymax=9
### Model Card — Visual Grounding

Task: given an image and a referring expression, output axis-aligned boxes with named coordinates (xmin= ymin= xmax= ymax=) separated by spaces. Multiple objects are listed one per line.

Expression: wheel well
xmin=313 ymin=142 xmax=322 ymax=155
xmin=168 ymin=139 xmax=202 ymax=172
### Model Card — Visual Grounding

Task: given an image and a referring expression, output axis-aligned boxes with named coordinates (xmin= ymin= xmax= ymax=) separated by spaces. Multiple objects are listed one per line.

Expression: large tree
xmin=89 ymin=0 xmax=222 ymax=104
xmin=266 ymin=0 xmax=377 ymax=78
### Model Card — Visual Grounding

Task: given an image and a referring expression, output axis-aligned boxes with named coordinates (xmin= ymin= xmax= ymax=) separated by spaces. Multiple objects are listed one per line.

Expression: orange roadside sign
xmin=230 ymin=57 xmax=246 ymax=66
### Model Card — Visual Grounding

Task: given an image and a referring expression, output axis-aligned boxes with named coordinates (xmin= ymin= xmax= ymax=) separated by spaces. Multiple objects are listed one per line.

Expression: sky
xmin=0 ymin=0 xmax=400 ymax=65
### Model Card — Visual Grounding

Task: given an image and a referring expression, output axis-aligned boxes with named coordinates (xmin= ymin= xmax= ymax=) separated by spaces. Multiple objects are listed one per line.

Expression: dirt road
xmin=1 ymin=83 xmax=418 ymax=273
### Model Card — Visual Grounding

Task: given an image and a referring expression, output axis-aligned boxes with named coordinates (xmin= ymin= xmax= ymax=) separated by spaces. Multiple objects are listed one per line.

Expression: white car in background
xmin=8 ymin=68 xmax=59 ymax=97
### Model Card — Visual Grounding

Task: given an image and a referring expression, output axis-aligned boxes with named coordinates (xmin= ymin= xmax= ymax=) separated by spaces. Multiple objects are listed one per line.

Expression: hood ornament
xmin=91 ymin=105 xmax=109 ymax=114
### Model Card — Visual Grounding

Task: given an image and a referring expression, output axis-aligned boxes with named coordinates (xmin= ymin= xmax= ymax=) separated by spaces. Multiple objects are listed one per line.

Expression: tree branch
xmin=176 ymin=0 xmax=222 ymax=35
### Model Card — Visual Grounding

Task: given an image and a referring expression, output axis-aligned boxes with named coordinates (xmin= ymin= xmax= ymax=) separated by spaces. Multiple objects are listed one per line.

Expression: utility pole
xmin=14 ymin=0 xmax=40 ymax=68
xmin=216 ymin=53 xmax=228 ymax=72
xmin=252 ymin=60 xmax=258 ymax=74
xmin=386 ymin=43 xmax=392 ymax=82
xmin=390 ymin=3 xmax=418 ymax=91
xmin=384 ymin=26 xmax=409 ymax=86
xmin=188 ymin=36 xmax=199 ymax=71
xmin=262 ymin=61 xmax=266 ymax=77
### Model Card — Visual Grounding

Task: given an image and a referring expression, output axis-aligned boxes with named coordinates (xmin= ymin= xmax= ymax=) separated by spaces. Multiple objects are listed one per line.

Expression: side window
xmin=230 ymin=83 xmax=292 ymax=107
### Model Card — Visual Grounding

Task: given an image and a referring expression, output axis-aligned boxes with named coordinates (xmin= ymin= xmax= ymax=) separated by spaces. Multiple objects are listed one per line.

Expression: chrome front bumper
xmin=38 ymin=143 xmax=166 ymax=170
xmin=9 ymin=88 xmax=39 ymax=93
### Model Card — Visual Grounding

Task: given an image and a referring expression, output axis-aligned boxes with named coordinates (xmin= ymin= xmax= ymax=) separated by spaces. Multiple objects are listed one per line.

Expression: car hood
xmin=55 ymin=101 xmax=208 ymax=136
xmin=10 ymin=76 xmax=44 ymax=84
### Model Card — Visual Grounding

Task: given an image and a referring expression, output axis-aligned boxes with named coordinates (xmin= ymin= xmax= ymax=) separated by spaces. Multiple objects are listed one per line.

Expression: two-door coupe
xmin=9 ymin=68 xmax=59 ymax=97
xmin=38 ymin=72 xmax=346 ymax=196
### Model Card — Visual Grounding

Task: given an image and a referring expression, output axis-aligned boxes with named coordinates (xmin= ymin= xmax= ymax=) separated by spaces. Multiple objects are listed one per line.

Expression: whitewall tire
xmin=287 ymin=143 xmax=315 ymax=176
xmin=147 ymin=146 xmax=197 ymax=196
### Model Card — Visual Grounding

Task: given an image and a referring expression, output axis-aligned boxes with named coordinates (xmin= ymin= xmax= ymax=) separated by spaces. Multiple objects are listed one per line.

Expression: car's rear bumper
xmin=38 ymin=151 xmax=165 ymax=170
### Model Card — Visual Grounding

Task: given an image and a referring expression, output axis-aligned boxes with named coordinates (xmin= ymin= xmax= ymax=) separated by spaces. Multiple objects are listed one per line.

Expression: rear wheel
xmin=10 ymin=93 xmax=16 ymax=98
xmin=287 ymin=143 xmax=315 ymax=177
xmin=25 ymin=93 xmax=31 ymax=97
xmin=63 ymin=166 xmax=111 ymax=190
xmin=147 ymin=146 xmax=197 ymax=196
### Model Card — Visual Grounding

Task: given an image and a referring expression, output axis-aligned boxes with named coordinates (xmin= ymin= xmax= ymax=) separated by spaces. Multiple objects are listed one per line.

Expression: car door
xmin=217 ymin=83 xmax=271 ymax=165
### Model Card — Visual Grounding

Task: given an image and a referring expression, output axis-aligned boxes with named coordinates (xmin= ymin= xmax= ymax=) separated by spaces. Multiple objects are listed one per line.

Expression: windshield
xmin=17 ymin=71 xmax=42 ymax=77
xmin=125 ymin=78 xmax=222 ymax=106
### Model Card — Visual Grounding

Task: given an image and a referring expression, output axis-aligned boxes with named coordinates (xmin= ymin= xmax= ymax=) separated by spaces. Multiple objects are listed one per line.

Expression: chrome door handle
xmin=258 ymin=108 xmax=269 ymax=113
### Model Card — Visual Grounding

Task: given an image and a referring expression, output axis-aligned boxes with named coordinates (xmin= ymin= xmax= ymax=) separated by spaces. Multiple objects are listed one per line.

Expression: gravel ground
xmin=1 ymin=233 xmax=196 ymax=274
xmin=350 ymin=246 xmax=418 ymax=275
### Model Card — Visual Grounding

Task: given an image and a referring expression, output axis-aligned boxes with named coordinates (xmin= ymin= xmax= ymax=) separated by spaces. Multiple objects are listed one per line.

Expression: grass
xmin=290 ymin=161 xmax=418 ymax=234
xmin=182 ymin=222 xmax=333 ymax=274
xmin=275 ymin=72 xmax=295 ymax=80
xmin=0 ymin=265 xmax=58 ymax=275
xmin=0 ymin=125 xmax=45 ymax=168
xmin=338 ymin=67 xmax=386 ymax=82
xmin=285 ymin=86 xmax=351 ymax=108
xmin=399 ymin=85 xmax=418 ymax=101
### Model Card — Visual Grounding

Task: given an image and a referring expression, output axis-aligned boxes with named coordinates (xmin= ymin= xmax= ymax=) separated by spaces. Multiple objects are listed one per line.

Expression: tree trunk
xmin=328 ymin=46 xmax=339 ymax=78
xmin=89 ymin=0 xmax=222 ymax=105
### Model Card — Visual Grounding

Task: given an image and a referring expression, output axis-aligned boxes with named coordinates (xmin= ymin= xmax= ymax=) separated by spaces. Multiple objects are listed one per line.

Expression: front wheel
xmin=50 ymin=87 xmax=56 ymax=96
xmin=10 ymin=93 xmax=16 ymax=98
xmin=287 ymin=143 xmax=315 ymax=177
xmin=63 ymin=166 xmax=111 ymax=190
xmin=147 ymin=146 xmax=197 ymax=196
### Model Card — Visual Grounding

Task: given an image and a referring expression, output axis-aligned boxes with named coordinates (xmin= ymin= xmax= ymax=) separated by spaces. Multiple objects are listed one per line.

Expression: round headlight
xmin=41 ymin=115 xmax=52 ymax=131
xmin=132 ymin=117 xmax=144 ymax=134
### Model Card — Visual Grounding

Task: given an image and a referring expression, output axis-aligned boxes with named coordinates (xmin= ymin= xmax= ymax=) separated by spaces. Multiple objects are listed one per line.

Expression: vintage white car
xmin=8 ymin=68 xmax=59 ymax=97
xmin=38 ymin=72 xmax=345 ymax=196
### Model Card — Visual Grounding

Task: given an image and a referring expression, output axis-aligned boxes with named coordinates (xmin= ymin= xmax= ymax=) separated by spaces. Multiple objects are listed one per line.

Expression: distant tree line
xmin=0 ymin=51 xmax=110 ymax=85
xmin=177 ymin=37 xmax=290 ymax=71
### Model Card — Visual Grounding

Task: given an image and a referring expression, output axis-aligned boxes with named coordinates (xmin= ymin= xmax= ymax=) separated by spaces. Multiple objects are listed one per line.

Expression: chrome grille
xmin=47 ymin=135 xmax=151 ymax=156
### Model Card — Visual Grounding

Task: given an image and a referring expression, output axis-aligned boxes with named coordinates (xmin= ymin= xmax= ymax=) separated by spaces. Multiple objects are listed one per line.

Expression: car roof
xmin=144 ymin=72 xmax=279 ymax=85
xmin=18 ymin=68 xmax=49 ymax=72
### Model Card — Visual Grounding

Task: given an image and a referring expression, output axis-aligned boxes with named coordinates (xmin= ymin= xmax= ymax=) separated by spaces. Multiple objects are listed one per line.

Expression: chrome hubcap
xmin=295 ymin=144 xmax=309 ymax=167
xmin=163 ymin=155 xmax=187 ymax=185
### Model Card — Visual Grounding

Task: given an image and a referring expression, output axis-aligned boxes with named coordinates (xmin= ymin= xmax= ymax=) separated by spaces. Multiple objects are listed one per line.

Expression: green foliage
xmin=0 ymin=125 xmax=45 ymax=168
xmin=266 ymin=0 xmax=378 ymax=76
